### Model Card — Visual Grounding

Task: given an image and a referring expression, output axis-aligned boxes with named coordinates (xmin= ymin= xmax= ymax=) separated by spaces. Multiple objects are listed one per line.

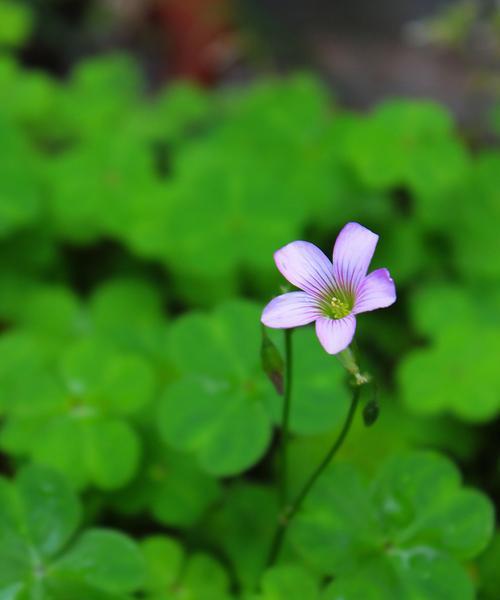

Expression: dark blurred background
xmin=20 ymin=0 xmax=500 ymax=135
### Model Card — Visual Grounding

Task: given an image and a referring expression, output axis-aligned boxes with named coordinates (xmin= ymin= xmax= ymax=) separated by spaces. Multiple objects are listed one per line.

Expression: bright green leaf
xmin=291 ymin=452 xmax=493 ymax=599
xmin=53 ymin=529 xmax=145 ymax=594
xmin=260 ymin=565 xmax=319 ymax=600
xmin=158 ymin=301 xmax=273 ymax=476
xmin=0 ymin=466 xmax=143 ymax=599
xmin=0 ymin=0 xmax=32 ymax=47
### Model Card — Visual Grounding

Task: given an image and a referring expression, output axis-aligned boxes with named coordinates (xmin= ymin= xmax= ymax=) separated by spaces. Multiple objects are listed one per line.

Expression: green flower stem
xmin=267 ymin=383 xmax=362 ymax=567
xmin=279 ymin=328 xmax=294 ymax=507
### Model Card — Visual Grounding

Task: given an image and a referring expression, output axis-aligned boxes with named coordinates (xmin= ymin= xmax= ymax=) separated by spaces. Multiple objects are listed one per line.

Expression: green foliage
xmin=341 ymin=100 xmax=468 ymax=210
xmin=141 ymin=535 xmax=232 ymax=599
xmin=0 ymin=282 xmax=161 ymax=490
xmin=205 ymin=483 xmax=278 ymax=589
xmin=291 ymin=451 xmax=494 ymax=599
xmin=158 ymin=302 xmax=349 ymax=476
xmin=50 ymin=53 xmax=144 ymax=143
xmin=449 ymin=151 xmax=500 ymax=280
xmin=111 ymin=433 xmax=221 ymax=528
xmin=477 ymin=532 xmax=500 ymax=600
xmin=156 ymin=76 xmax=334 ymax=297
xmin=269 ymin=326 xmax=350 ymax=435
xmin=258 ymin=565 xmax=320 ymax=600
xmin=0 ymin=59 xmax=58 ymax=132
xmin=0 ymin=115 xmax=42 ymax=238
xmin=0 ymin=335 xmax=152 ymax=489
xmin=399 ymin=285 xmax=500 ymax=421
xmin=0 ymin=18 xmax=499 ymax=598
xmin=158 ymin=301 xmax=274 ymax=476
xmin=0 ymin=465 xmax=144 ymax=599
xmin=0 ymin=0 xmax=32 ymax=47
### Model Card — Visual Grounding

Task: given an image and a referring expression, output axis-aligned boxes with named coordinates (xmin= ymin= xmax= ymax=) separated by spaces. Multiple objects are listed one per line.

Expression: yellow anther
xmin=330 ymin=296 xmax=350 ymax=319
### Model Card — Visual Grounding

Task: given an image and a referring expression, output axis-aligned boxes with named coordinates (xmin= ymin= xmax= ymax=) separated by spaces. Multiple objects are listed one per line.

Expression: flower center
xmin=330 ymin=296 xmax=351 ymax=319
xmin=319 ymin=288 xmax=354 ymax=320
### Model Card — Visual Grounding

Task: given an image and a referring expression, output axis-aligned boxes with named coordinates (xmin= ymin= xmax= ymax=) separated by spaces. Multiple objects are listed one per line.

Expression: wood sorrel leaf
xmin=110 ymin=431 xmax=221 ymax=528
xmin=140 ymin=535 xmax=231 ymax=600
xmin=204 ymin=483 xmax=278 ymax=589
xmin=158 ymin=301 xmax=274 ymax=476
xmin=450 ymin=151 xmax=500 ymax=281
xmin=291 ymin=451 xmax=493 ymax=599
xmin=400 ymin=286 xmax=500 ymax=422
xmin=158 ymin=301 xmax=351 ymax=476
xmin=0 ymin=116 xmax=41 ymax=238
xmin=259 ymin=565 xmax=319 ymax=600
xmin=477 ymin=532 xmax=500 ymax=600
xmin=0 ymin=1 xmax=32 ymax=48
xmin=0 ymin=335 xmax=153 ymax=489
xmin=0 ymin=466 xmax=144 ymax=599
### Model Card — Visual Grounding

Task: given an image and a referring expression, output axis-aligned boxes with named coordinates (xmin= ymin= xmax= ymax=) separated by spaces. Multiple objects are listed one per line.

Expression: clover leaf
xmin=291 ymin=451 xmax=494 ymax=599
xmin=158 ymin=301 xmax=350 ymax=476
xmin=373 ymin=219 xmax=430 ymax=286
xmin=0 ymin=0 xmax=32 ymax=47
xmin=0 ymin=56 xmax=59 ymax=133
xmin=152 ymin=76 xmax=336 ymax=301
xmin=55 ymin=53 xmax=143 ymax=140
xmin=322 ymin=553 xmax=474 ymax=600
xmin=400 ymin=285 xmax=500 ymax=421
xmin=111 ymin=432 xmax=221 ymax=528
xmin=0 ymin=465 xmax=144 ymax=599
xmin=89 ymin=278 xmax=168 ymax=361
xmin=399 ymin=329 xmax=500 ymax=422
xmin=158 ymin=301 xmax=273 ymax=476
xmin=450 ymin=151 xmax=500 ymax=280
xmin=204 ymin=482 xmax=278 ymax=589
xmin=47 ymin=129 xmax=159 ymax=243
xmin=12 ymin=280 xmax=169 ymax=365
xmin=342 ymin=100 xmax=468 ymax=216
xmin=0 ymin=336 xmax=154 ymax=489
xmin=0 ymin=116 xmax=42 ymax=238
xmin=257 ymin=565 xmax=319 ymax=600
xmin=0 ymin=330 xmax=48 ymax=412
xmin=286 ymin=400 xmax=478 ymax=502
xmin=14 ymin=284 xmax=86 ymax=345
xmin=477 ymin=532 xmax=500 ymax=600
xmin=141 ymin=535 xmax=232 ymax=600
xmin=145 ymin=81 xmax=213 ymax=145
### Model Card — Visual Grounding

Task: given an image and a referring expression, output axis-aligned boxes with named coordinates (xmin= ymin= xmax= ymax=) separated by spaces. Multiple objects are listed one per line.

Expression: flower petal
xmin=332 ymin=222 xmax=379 ymax=292
xmin=353 ymin=268 xmax=396 ymax=314
xmin=315 ymin=315 xmax=356 ymax=354
xmin=261 ymin=292 xmax=321 ymax=328
xmin=274 ymin=241 xmax=334 ymax=298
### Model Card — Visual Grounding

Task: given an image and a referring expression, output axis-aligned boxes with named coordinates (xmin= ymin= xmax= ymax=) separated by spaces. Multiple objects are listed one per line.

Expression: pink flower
xmin=261 ymin=222 xmax=396 ymax=354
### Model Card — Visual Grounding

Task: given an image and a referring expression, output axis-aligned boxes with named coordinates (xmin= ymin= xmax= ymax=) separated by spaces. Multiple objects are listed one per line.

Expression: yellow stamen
xmin=330 ymin=296 xmax=350 ymax=319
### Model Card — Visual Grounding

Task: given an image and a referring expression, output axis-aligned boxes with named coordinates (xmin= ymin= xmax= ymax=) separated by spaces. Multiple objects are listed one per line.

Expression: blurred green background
xmin=0 ymin=1 xmax=499 ymax=598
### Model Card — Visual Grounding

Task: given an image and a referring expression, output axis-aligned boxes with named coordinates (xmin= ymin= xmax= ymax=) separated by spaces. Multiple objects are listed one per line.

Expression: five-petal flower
xmin=261 ymin=222 xmax=396 ymax=354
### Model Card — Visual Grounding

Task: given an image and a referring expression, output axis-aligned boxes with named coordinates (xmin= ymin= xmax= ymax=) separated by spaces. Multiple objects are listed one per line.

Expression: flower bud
xmin=363 ymin=400 xmax=379 ymax=426
xmin=261 ymin=326 xmax=284 ymax=395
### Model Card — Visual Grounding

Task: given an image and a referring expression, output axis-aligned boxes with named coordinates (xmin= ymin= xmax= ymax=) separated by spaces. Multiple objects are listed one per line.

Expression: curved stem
xmin=267 ymin=385 xmax=361 ymax=567
xmin=279 ymin=328 xmax=293 ymax=507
